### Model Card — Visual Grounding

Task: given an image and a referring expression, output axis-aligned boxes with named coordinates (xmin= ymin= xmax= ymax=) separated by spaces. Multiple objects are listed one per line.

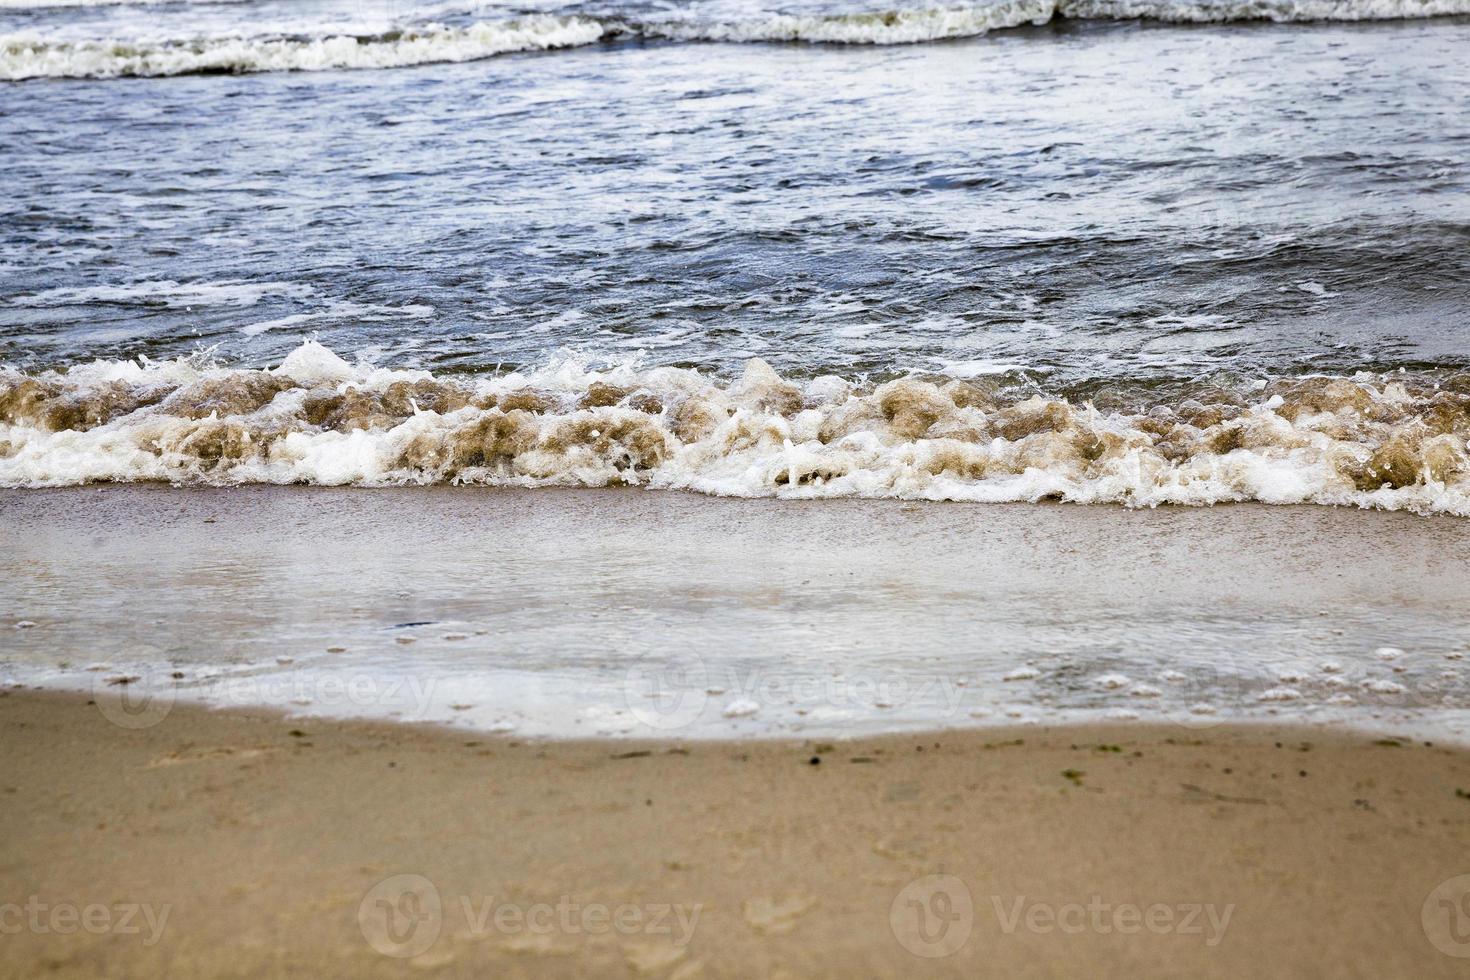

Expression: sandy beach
xmin=1 ymin=689 xmax=1468 ymax=977
xmin=7 ymin=3 xmax=1470 ymax=975
xmin=3 ymin=488 xmax=1470 ymax=976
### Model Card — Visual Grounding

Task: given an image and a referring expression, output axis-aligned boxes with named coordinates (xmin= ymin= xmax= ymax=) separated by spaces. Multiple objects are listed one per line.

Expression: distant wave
xmin=0 ymin=0 xmax=249 ymax=8
xmin=1062 ymin=0 xmax=1470 ymax=19
xmin=2 ymin=0 xmax=1468 ymax=79
xmin=0 ymin=15 xmax=607 ymax=79
xmin=648 ymin=0 xmax=1054 ymax=43
xmin=3 ymin=341 xmax=1469 ymax=515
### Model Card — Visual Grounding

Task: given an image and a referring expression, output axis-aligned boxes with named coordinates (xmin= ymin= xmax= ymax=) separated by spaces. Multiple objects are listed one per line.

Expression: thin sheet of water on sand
xmin=2 ymin=486 xmax=1468 ymax=741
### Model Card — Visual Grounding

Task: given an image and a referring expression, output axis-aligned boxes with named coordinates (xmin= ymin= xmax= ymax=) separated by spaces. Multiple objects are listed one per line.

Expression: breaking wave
xmin=4 ymin=0 xmax=1469 ymax=79
xmin=1061 ymin=0 xmax=1470 ymax=19
xmin=3 ymin=342 xmax=1470 ymax=515
xmin=0 ymin=0 xmax=247 ymax=7
xmin=0 ymin=15 xmax=607 ymax=79
xmin=646 ymin=0 xmax=1055 ymax=43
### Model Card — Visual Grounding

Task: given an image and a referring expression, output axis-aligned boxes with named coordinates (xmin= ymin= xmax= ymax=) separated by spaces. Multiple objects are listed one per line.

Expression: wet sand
xmin=3 ymin=488 xmax=1470 ymax=975
xmin=2 ymin=690 xmax=1469 ymax=977
xmin=3 ymin=486 xmax=1470 ymax=738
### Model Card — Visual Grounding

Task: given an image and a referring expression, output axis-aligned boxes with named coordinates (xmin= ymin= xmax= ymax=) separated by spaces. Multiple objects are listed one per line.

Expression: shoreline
xmin=8 ymin=7 xmax=1470 ymax=978
xmin=3 ymin=689 xmax=1470 ymax=976
xmin=4 ymin=485 xmax=1470 ymax=742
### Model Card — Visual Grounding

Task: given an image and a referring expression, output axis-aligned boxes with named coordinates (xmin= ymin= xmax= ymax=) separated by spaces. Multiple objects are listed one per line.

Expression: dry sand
xmin=3 ymin=690 xmax=1470 ymax=978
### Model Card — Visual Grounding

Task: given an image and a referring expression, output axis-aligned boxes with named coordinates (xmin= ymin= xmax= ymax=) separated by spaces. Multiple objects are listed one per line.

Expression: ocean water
xmin=3 ymin=1 xmax=1470 ymax=509
xmin=3 ymin=0 xmax=1469 ymax=737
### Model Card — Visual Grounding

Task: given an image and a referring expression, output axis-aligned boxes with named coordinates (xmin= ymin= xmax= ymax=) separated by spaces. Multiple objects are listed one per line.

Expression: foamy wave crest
xmin=649 ymin=0 xmax=1054 ymax=43
xmin=0 ymin=15 xmax=605 ymax=80
xmin=0 ymin=0 xmax=249 ymax=7
xmin=1059 ymin=0 xmax=1470 ymax=21
xmin=4 ymin=342 xmax=1470 ymax=515
xmin=5 ymin=0 xmax=1470 ymax=79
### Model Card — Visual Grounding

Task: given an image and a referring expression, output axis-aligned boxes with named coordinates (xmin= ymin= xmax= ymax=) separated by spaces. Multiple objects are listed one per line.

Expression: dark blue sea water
xmin=3 ymin=1 xmax=1468 ymax=390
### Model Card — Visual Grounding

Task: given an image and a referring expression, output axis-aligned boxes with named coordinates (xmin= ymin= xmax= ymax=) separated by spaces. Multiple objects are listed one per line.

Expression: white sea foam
xmin=936 ymin=358 xmax=1037 ymax=378
xmin=0 ymin=0 xmax=248 ymax=7
xmin=9 ymin=279 xmax=313 ymax=308
xmin=0 ymin=15 xmax=606 ymax=80
xmin=5 ymin=0 xmax=1467 ymax=80
xmin=240 ymin=301 xmax=433 ymax=337
xmin=5 ymin=341 xmax=1468 ymax=515
xmin=648 ymin=0 xmax=1055 ymax=44
xmin=1058 ymin=0 xmax=1470 ymax=21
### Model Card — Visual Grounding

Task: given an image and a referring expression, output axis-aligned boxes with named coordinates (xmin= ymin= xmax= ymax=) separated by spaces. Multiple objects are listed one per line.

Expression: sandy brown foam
xmin=2 ymin=342 xmax=1469 ymax=514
